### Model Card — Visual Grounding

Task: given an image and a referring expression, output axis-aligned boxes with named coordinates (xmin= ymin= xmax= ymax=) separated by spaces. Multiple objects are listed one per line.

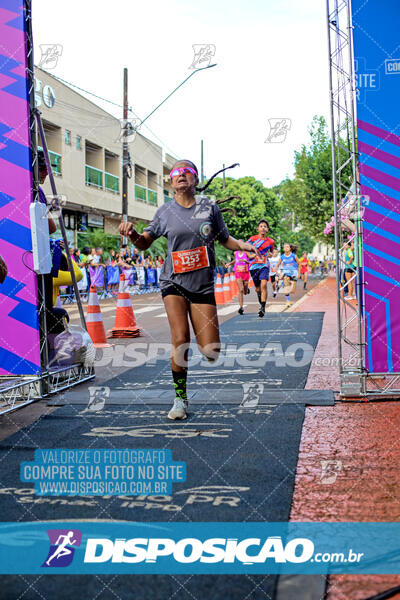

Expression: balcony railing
xmin=135 ymin=184 xmax=158 ymax=206
xmin=135 ymin=184 xmax=147 ymax=202
xmin=105 ymin=172 xmax=119 ymax=193
xmin=148 ymin=189 xmax=158 ymax=205
xmin=49 ymin=150 xmax=62 ymax=175
xmin=85 ymin=165 xmax=103 ymax=189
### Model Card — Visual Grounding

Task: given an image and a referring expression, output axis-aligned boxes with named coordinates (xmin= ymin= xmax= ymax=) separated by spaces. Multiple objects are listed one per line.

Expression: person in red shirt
xmin=247 ymin=220 xmax=275 ymax=317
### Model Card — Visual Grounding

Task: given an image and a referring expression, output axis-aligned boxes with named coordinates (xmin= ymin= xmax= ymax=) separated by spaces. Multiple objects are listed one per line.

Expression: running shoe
xmin=168 ymin=398 xmax=188 ymax=420
xmin=258 ymin=308 xmax=265 ymax=318
xmin=273 ymin=291 xmax=277 ymax=298
xmin=238 ymin=307 xmax=244 ymax=315
xmin=286 ymin=301 xmax=292 ymax=307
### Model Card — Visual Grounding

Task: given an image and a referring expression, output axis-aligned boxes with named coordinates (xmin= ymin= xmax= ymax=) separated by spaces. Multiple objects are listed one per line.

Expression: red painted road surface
xmin=291 ymin=274 xmax=400 ymax=599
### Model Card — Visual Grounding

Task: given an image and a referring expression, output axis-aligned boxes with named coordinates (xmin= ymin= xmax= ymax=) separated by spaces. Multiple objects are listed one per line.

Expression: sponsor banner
xmin=352 ymin=0 xmax=400 ymax=372
xmin=0 ymin=0 xmax=41 ymax=375
xmin=0 ymin=522 xmax=400 ymax=574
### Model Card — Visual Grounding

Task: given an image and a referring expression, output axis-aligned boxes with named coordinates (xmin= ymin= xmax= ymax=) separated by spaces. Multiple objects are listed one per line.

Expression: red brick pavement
xmin=290 ymin=274 xmax=400 ymax=600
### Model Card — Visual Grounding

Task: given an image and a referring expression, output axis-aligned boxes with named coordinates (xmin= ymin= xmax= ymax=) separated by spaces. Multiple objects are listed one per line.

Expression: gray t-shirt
xmin=144 ymin=195 xmax=230 ymax=294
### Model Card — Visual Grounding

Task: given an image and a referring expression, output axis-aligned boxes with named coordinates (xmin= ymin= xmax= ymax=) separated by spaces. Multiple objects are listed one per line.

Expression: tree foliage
xmin=277 ymin=115 xmax=351 ymax=244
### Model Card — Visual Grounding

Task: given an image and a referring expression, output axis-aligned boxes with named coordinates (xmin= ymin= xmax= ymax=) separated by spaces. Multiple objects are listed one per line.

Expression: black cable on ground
xmin=362 ymin=585 xmax=400 ymax=600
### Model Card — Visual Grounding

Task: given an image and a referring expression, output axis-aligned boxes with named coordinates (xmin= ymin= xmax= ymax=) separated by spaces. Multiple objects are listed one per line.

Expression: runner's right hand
xmin=119 ymin=221 xmax=135 ymax=237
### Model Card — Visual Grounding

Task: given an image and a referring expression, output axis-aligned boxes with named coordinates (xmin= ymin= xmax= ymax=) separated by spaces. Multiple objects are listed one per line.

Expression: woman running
xmin=119 ymin=159 xmax=259 ymax=420
xmin=225 ymin=243 xmax=250 ymax=314
xmin=299 ymin=251 xmax=311 ymax=290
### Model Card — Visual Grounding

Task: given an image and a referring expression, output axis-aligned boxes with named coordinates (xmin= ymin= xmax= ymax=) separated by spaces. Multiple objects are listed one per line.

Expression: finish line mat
xmin=102 ymin=312 xmax=325 ymax=394
xmin=0 ymin=403 xmax=305 ymax=599
xmin=0 ymin=313 xmax=324 ymax=598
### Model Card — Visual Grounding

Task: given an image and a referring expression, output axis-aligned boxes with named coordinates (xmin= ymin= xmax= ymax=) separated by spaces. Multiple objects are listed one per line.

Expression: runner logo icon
xmin=42 ymin=529 xmax=82 ymax=567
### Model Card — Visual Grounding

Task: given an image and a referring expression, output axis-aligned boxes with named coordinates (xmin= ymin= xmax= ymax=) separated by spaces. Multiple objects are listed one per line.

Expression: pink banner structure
xmin=0 ymin=0 xmax=41 ymax=375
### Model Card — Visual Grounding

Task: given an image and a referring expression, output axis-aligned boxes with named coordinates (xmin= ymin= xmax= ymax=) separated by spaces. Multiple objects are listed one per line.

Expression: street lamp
xmin=131 ymin=63 xmax=217 ymax=132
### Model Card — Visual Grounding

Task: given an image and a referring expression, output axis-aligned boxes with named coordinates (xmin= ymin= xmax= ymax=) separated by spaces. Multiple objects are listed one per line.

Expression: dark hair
xmin=82 ymin=246 xmax=90 ymax=255
xmin=258 ymin=219 xmax=269 ymax=228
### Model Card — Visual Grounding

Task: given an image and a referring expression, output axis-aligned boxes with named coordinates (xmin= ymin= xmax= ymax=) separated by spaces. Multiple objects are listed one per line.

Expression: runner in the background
xmin=299 ymin=251 xmax=311 ymax=290
xmin=277 ymin=243 xmax=300 ymax=307
xmin=268 ymin=247 xmax=280 ymax=298
xmin=119 ymin=159 xmax=259 ymax=421
xmin=225 ymin=243 xmax=250 ymax=314
xmin=247 ymin=220 xmax=275 ymax=317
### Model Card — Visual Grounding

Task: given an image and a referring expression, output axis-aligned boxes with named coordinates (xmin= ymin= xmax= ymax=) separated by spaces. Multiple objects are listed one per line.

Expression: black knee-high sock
xmin=257 ymin=291 xmax=262 ymax=305
xmin=172 ymin=369 xmax=187 ymax=400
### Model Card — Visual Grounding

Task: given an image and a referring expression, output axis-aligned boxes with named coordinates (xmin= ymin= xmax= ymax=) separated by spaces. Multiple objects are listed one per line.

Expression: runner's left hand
xmin=239 ymin=241 xmax=261 ymax=257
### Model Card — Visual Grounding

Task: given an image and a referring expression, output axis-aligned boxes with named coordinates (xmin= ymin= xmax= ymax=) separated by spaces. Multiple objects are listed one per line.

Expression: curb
xmin=287 ymin=277 xmax=329 ymax=312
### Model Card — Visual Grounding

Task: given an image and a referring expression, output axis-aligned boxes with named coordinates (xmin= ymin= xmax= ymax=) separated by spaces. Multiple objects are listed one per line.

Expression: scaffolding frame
xmin=0 ymin=0 xmax=94 ymax=415
xmin=326 ymin=0 xmax=400 ymax=398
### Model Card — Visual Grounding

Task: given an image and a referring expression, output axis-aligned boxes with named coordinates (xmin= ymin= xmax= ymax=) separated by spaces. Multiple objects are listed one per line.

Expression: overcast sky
xmin=32 ymin=0 xmax=330 ymax=186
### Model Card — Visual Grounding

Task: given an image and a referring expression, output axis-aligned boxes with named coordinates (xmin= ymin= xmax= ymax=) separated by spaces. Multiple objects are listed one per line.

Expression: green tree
xmin=278 ymin=115 xmax=350 ymax=243
xmin=205 ymin=175 xmax=280 ymax=240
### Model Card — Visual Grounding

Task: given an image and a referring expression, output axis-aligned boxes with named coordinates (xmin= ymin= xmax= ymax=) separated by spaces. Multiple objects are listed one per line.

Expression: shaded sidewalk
xmin=290 ymin=274 xmax=400 ymax=599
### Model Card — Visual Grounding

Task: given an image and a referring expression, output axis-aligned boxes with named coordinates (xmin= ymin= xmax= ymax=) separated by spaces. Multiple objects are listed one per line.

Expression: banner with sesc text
xmin=0 ymin=521 xmax=400 ymax=574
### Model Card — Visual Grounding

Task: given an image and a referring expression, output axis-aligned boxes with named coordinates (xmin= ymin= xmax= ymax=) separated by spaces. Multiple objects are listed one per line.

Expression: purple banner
xmin=0 ymin=1 xmax=41 ymax=375
xmin=89 ymin=266 xmax=105 ymax=288
xmin=353 ymin=0 xmax=400 ymax=372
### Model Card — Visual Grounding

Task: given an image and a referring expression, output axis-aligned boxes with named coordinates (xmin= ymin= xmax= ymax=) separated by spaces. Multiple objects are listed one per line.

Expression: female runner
xmin=225 ymin=242 xmax=250 ymax=314
xmin=299 ymin=251 xmax=311 ymax=290
xmin=119 ymin=159 xmax=259 ymax=420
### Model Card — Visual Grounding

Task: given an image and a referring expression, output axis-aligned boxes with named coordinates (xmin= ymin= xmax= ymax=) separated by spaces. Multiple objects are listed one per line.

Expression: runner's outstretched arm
xmin=221 ymin=236 xmax=261 ymax=256
xmin=118 ymin=222 xmax=153 ymax=250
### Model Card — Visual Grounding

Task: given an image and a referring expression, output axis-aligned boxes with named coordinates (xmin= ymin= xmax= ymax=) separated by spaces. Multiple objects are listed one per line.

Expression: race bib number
xmin=172 ymin=246 xmax=210 ymax=274
xmin=236 ymin=264 xmax=248 ymax=272
xmin=254 ymin=255 xmax=266 ymax=264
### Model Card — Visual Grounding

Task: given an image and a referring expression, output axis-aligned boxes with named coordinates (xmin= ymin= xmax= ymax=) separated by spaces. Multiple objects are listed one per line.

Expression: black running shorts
xmin=161 ymin=283 xmax=216 ymax=305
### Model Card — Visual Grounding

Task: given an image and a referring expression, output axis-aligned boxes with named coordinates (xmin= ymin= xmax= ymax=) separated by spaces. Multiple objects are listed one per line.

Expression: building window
xmin=76 ymin=135 xmax=81 ymax=150
xmin=65 ymin=130 xmax=71 ymax=145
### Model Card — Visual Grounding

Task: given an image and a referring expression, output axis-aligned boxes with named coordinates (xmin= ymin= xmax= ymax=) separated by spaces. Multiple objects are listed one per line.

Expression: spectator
xmin=72 ymin=248 xmax=80 ymax=263
xmin=91 ymin=247 xmax=103 ymax=265
xmin=133 ymin=247 xmax=143 ymax=264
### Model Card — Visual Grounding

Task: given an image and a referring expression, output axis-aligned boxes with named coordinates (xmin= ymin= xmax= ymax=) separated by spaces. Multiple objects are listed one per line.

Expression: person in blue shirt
xmin=277 ymin=243 xmax=300 ymax=307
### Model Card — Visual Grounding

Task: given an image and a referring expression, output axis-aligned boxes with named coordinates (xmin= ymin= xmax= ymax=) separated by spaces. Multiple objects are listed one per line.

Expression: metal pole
xmin=201 ymin=140 xmax=204 ymax=186
xmin=35 ymin=110 xmax=87 ymax=331
xmin=122 ymin=67 xmax=128 ymax=246
xmin=222 ymin=163 xmax=226 ymax=190
xmin=326 ymin=0 xmax=343 ymax=377
xmin=26 ymin=0 xmax=49 ymax=383
xmin=346 ymin=0 xmax=365 ymax=392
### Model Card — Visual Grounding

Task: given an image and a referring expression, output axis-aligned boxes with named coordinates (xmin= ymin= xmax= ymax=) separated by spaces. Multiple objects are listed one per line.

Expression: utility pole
xmin=122 ymin=67 xmax=128 ymax=245
xmin=200 ymin=139 xmax=204 ymax=186
xmin=222 ymin=163 xmax=226 ymax=190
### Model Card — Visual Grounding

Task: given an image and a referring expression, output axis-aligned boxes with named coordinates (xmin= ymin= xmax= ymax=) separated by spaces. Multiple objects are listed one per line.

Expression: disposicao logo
xmin=42 ymin=529 xmax=82 ymax=567
xmin=83 ymin=536 xmax=314 ymax=564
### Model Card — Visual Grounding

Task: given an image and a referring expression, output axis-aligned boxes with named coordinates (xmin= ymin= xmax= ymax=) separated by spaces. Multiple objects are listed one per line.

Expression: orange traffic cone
xmin=214 ymin=274 xmax=225 ymax=305
xmin=108 ymin=274 xmax=141 ymax=338
xmin=223 ymin=273 xmax=232 ymax=304
xmin=230 ymin=272 xmax=238 ymax=298
xmin=86 ymin=285 xmax=112 ymax=348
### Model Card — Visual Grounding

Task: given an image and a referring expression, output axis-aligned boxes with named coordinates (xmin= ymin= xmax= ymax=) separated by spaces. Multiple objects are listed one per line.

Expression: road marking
xmin=217 ymin=305 xmax=241 ymax=316
xmin=134 ymin=305 xmax=164 ymax=314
